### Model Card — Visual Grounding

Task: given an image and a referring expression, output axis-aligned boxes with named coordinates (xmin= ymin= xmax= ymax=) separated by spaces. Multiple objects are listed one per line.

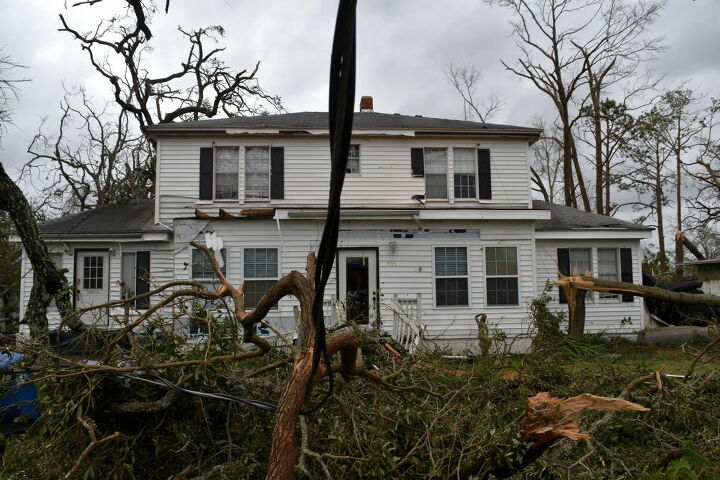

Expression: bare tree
xmin=24 ymin=89 xmax=153 ymax=215
xmin=573 ymin=0 xmax=665 ymax=214
xmin=0 ymin=48 xmax=29 ymax=141
xmin=530 ymin=117 xmax=564 ymax=202
xmin=59 ymin=2 xmax=282 ymax=132
xmin=495 ymin=0 xmax=596 ymax=210
xmin=686 ymin=98 xmax=720 ymax=232
xmin=445 ymin=64 xmax=504 ymax=122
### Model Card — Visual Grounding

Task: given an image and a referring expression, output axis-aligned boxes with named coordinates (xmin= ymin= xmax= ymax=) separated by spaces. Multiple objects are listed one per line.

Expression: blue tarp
xmin=0 ymin=353 xmax=41 ymax=431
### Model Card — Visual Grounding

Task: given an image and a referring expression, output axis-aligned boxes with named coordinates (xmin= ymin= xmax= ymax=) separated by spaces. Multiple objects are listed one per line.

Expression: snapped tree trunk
xmin=0 ymin=161 xmax=73 ymax=343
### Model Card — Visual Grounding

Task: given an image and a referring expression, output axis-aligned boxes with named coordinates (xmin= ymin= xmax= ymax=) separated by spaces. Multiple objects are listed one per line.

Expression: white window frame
xmin=432 ymin=245 xmax=470 ymax=308
xmin=347 ymin=144 xmax=361 ymax=175
xmin=452 ymin=147 xmax=478 ymax=201
xmin=485 ymin=246 xmax=520 ymax=307
xmin=597 ymin=248 xmax=621 ymax=301
xmin=244 ymin=146 xmax=271 ymax=201
xmin=213 ymin=146 xmax=240 ymax=200
xmin=243 ymin=247 xmax=280 ymax=311
xmin=424 ymin=147 xmax=449 ymax=200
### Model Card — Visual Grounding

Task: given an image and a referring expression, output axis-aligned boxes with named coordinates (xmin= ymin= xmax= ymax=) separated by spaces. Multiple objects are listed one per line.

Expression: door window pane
xmin=82 ymin=256 xmax=104 ymax=290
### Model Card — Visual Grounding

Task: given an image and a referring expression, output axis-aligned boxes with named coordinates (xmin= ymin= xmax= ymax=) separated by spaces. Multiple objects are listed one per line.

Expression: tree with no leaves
xmin=445 ymin=63 xmax=505 ymax=123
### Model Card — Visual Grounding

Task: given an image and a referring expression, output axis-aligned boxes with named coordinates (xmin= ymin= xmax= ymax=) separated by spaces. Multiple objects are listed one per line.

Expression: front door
xmin=338 ymin=249 xmax=378 ymax=326
xmin=75 ymin=250 xmax=110 ymax=325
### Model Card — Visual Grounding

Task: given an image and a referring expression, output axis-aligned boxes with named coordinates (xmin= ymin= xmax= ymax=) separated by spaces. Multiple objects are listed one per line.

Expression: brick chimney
xmin=359 ymin=96 xmax=374 ymax=112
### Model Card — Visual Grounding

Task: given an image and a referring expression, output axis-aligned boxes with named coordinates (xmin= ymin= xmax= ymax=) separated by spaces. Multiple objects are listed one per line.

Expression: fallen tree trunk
xmin=556 ymin=275 xmax=720 ymax=306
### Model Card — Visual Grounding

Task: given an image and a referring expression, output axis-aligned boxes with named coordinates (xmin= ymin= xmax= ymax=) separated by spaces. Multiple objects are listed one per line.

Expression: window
xmin=486 ymin=247 xmax=519 ymax=306
xmin=191 ymin=247 xmax=226 ymax=288
xmin=244 ymin=248 xmax=279 ymax=310
xmin=121 ymin=251 xmax=151 ymax=309
xmin=453 ymin=148 xmax=477 ymax=199
xmin=434 ymin=247 xmax=468 ymax=306
xmin=347 ymin=144 xmax=360 ymax=174
xmin=569 ymin=248 xmax=592 ymax=300
xmin=424 ymin=148 xmax=448 ymax=199
xmin=214 ymin=147 xmax=239 ymax=199
xmin=245 ymin=147 xmax=270 ymax=199
xmin=598 ymin=248 xmax=620 ymax=300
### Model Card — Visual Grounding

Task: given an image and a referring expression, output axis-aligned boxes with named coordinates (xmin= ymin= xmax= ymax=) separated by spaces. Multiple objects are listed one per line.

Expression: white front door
xmin=337 ymin=249 xmax=378 ymax=326
xmin=75 ymin=250 xmax=110 ymax=325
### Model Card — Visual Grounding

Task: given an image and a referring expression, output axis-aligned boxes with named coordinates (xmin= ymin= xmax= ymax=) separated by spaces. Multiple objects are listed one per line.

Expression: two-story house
xmin=18 ymin=98 xmax=653 ymax=350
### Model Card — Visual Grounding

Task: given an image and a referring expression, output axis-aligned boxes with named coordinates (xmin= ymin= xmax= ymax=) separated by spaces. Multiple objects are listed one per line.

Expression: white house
xmin=18 ymin=99 xmax=653 ymax=350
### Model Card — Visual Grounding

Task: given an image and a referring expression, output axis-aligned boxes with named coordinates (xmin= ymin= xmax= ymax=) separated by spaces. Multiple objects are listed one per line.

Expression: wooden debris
xmin=194 ymin=209 xmax=210 ymax=218
xmin=218 ymin=208 xmax=234 ymax=218
xmin=523 ymin=392 xmax=649 ymax=446
xmin=240 ymin=208 xmax=276 ymax=218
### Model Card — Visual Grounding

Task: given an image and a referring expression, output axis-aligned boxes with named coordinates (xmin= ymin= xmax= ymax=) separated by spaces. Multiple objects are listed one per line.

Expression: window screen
xmin=453 ymin=148 xmax=477 ymax=199
xmin=434 ymin=247 xmax=468 ymax=306
xmin=598 ymin=248 xmax=619 ymax=299
xmin=425 ymin=148 xmax=448 ymax=199
xmin=245 ymin=147 xmax=270 ymax=199
xmin=215 ymin=147 xmax=239 ymax=199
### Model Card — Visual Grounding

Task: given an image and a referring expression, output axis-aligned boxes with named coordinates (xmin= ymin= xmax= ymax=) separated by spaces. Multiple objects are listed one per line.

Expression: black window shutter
xmin=620 ymin=248 xmax=634 ymax=302
xmin=199 ymin=147 xmax=214 ymax=200
xmin=135 ymin=251 xmax=151 ymax=309
xmin=411 ymin=148 xmax=424 ymax=176
xmin=557 ymin=248 xmax=570 ymax=304
xmin=478 ymin=148 xmax=492 ymax=199
xmin=270 ymin=147 xmax=284 ymax=199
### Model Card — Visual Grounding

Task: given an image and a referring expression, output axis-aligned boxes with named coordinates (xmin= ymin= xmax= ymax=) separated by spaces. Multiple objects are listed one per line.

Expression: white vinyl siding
xmin=245 ymin=147 xmax=270 ymax=199
xmin=535 ymin=239 xmax=644 ymax=334
xmin=424 ymin=148 xmax=448 ymax=199
xmin=214 ymin=147 xmax=239 ymax=199
xmin=453 ymin=148 xmax=477 ymax=199
xmin=156 ymin=137 xmax=531 ymax=222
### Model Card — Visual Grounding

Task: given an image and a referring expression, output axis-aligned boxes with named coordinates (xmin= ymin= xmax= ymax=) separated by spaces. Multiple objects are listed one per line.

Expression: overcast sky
xmin=1 ymin=0 xmax=719 ymax=185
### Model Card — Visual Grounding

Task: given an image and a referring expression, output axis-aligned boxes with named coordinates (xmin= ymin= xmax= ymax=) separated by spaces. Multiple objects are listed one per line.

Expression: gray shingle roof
xmin=145 ymin=111 xmax=541 ymax=135
xmin=533 ymin=200 xmax=652 ymax=231
xmin=39 ymin=199 xmax=165 ymax=235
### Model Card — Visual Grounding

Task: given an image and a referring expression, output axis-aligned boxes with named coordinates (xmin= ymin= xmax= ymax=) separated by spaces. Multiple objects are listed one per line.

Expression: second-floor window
xmin=347 ymin=144 xmax=360 ymax=174
xmin=215 ymin=147 xmax=239 ymax=199
xmin=453 ymin=148 xmax=477 ymax=199
xmin=246 ymin=147 xmax=270 ymax=199
xmin=425 ymin=148 xmax=448 ymax=199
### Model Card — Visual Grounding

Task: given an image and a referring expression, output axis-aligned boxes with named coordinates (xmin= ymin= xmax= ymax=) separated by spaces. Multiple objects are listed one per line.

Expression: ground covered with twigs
xmin=1 ymin=317 xmax=719 ymax=479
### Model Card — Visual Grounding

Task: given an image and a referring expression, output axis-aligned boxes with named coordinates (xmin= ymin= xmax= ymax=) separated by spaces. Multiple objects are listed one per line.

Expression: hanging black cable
xmin=306 ymin=0 xmax=357 ymax=411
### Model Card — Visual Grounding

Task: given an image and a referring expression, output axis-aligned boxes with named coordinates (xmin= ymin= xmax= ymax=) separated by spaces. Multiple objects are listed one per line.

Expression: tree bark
xmin=0 ymin=161 xmax=73 ymax=343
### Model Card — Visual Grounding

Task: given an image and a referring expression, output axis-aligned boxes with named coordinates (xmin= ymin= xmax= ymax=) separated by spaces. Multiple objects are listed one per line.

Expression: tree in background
xmin=494 ymin=0 xmax=664 ymax=212
xmin=620 ymin=107 xmax=674 ymax=271
xmin=445 ymin=64 xmax=504 ymax=123
xmin=530 ymin=117 xmax=564 ymax=203
xmin=24 ymin=89 xmax=153 ymax=216
xmin=22 ymin=0 xmax=283 ymax=213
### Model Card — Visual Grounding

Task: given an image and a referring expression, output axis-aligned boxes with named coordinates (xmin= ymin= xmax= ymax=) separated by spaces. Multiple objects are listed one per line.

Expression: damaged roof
xmin=38 ymin=199 xmax=165 ymax=236
xmin=145 ymin=111 xmax=542 ymax=136
xmin=533 ymin=200 xmax=652 ymax=231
